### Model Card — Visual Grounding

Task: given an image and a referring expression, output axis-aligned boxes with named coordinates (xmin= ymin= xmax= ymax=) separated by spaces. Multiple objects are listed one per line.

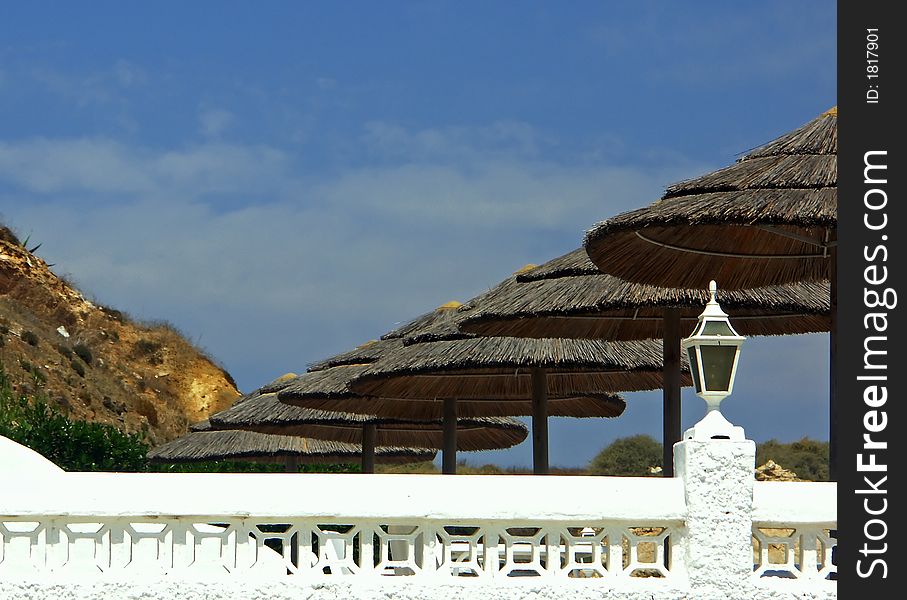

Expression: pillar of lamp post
xmin=681 ymin=281 xmax=746 ymax=442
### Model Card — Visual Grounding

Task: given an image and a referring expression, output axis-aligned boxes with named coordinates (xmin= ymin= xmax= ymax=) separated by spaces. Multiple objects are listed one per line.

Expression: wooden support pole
xmin=361 ymin=423 xmax=377 ymax=474
xmin=442 ymin=398 xmax=458 ymax=474
xmin=284 ymin=455 xmax=299 ymax=473
xmin=663 ymin=309 xmax=682 ymax=477
xmin=531 ymin=367 xmax=549 ymax=475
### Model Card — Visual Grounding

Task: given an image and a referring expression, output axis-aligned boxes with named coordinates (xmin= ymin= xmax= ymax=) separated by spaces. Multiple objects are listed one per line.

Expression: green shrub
xmin=135 ymin=339 xmax=162 ymax=355
xmin=588 ymin=434 xmax=663 ymax=477
xmin=756 ymin=438 xmax=829 ymax=481
xmin=22 ymin=330 xmax=39 ymax=346
xmin=73 ymin=343 xmax=93 ymax=365
xmin=1 ymin=363 xmax=360 ymax=475
xmin=99 ymin=305 xmax=129 ymax=323
xmin=70 ymin=359 xmax=86 ymax=377
xmin=57 ymin=344 xmax=73 ymax=359
xmin=30 ymin=367 xmax=46 ymax=385
xmin=0 ymin=365 xmax=148 ymax=471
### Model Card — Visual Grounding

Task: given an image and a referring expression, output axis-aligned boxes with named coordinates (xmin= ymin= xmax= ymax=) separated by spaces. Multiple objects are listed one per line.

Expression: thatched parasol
xmin=209 ymin=380 xmax=528 ymax=451
xmin=146 ymin=421 xmax=436 ymax=471
xmin=456 ymin=250 xmax=830 ymax=475
xmin=583 ymin=107 xmax=836 ymax=290
xmin=306 ymin=339 xmax=394 ymax=372
xmin=267 ymin=361 xmax=624 ymax=419
xmin=583 ymin=107 xmax=838 ymax=476
xmin=459 ymin=249 xmax=830 ymax=340
xmin=380 ymin=300 xmax=474 ymax=343
xmin=349 ymin=336 xmax=670 ymax=400
xmin=209 ymin=371 xmax=528 ymax=474
xmin=283 ymin=303 xmax=679 ymax=474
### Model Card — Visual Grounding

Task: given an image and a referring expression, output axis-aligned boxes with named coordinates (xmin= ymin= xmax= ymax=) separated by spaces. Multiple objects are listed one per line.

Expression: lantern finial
xmin=681 ymin=280 xmax=746 ymax=441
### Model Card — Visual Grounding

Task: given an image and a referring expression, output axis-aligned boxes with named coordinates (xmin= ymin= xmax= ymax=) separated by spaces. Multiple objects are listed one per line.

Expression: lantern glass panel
xmin=699 ymin=345 xmax=738 ymax=392
xmin=687 ymin=348 xmax=702 ymax=394
xmin=701 ymin=320 xmax=736 ymax=337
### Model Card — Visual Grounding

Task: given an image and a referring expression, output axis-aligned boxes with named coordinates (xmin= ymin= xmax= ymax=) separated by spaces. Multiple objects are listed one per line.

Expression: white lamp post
xmin=681 ymin=281 xmax=746 ymax=441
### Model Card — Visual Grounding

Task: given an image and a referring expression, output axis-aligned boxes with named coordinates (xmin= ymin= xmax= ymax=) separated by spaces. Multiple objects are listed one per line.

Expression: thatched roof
xmin=209 ymin=375 xmax=528 ymax=451
xmin=397 ymin=303 xmax=473 ymax=346
xmin=458 ymin=248 xmax=830 ymax=340
xmin=279 ymin=391 xmax=625 ymax=420
xmin=344 ymin=335 xmax=685 ymax=407
xmin=282 ymin=324 xmax=627 ymax=419
xmin=146 ymin=421 xmax=436 ymax=465
xmin=583 ymin=107 xmax=837 ymax=288
xmin=380 ymin=301 xmax=472 ymax=343
xmin=516 ymin=251 xmax=597 ymax=281
xmin=306 ymin=339 xmax=396 ymax=372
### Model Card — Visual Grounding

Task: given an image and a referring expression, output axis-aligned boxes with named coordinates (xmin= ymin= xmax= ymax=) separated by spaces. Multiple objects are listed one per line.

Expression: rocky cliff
xmin=0 ymin=225 xmax=240 ymax=444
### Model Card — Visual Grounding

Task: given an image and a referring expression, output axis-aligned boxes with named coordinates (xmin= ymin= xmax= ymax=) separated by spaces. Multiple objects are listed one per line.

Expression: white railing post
xmin=675 ymin=435 xmax=756 ymax=598
xmin=418 ymin=524 xmax=437 ymax=575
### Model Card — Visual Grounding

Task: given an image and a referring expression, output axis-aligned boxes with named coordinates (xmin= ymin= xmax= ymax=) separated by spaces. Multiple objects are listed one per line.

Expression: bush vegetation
xmin=1 ymin=364 xmax=147 ymax=471
xmin=756 ymin=438 xmax=829 ymax=481
xmin=22 ymin=330 xmax=39 ymax=346
xmin=73 ymin=343 xmax=93 ymax=365
xmin=588 ymin=434 xmax=663 ymax=477
xmin=99 ymin=304 xmax=129 ymax=323
xmin=70 ymin=359 xmax=86 ymax=377
xmin=0 ymin=363 xmax=359 ymax=474
xmin=588 ymin=434 xmax=829 ymax=480
xmin=134 ymin=339 xmax=162 ymax=355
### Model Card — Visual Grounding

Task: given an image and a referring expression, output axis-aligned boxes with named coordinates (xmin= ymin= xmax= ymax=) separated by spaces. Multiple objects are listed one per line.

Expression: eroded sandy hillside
xmin=0 ymin=226 xmax=240 ymax=444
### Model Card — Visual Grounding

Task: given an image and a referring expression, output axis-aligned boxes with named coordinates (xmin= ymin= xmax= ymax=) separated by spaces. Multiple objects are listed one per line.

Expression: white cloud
xmin=0 ymin=125 xmax=730 ymax=403
xmin=3 ymin=143 xmax=691 ymax=313
xmin=0 ymin=138 xmax=153 ymax=194
xmin=199 ymin=108 xmax=235 ymax=137
xmin=29 ymin=60 xmax=147 ymax=108
xmin=113 ymin=60 xmax=147 ymax=88
xmin=360 ymin=120 xmax=546 ymax=162
xmin=0 ymin=138 xmax=289 ymax=196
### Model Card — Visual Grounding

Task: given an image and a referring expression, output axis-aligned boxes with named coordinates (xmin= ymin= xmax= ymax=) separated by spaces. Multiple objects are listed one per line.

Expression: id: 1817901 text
xmin=866 ymin=28 xmax=879 ymax=104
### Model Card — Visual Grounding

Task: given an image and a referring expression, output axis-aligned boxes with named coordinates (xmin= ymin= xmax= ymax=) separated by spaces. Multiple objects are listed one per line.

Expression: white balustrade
xmin=752 ymin=481 xmax=837 ymax=581
xmin=0 ymin=435 xmax=837 ymax=599
xmin=0 ymin=470 xmax=684 ymax=580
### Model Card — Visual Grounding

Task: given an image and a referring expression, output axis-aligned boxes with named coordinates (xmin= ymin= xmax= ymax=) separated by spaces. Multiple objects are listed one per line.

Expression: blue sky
xmin=0 ymin=2 xmax=836 ymax=468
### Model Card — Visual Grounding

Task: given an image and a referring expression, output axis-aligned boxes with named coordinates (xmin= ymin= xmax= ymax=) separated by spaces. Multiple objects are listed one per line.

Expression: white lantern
xmin=681 ymin=281 xmax=746 ymax=441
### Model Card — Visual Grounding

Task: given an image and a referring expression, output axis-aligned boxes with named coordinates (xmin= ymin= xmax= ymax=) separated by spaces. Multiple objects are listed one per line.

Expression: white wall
xmin=0 ymin=435 xmax=836 ymax=599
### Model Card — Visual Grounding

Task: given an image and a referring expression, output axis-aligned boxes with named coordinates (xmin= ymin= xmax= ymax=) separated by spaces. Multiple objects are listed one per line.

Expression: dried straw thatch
xmin=583 ymin=108 xmax=837 ymax=289
xmin=280 ymin=390 xmax=625 ymax=420
xmin=338 ymin=333 xmax=684 ymax=417
xmin=209 ymin=375 xmax=529 ymax=451
xmin=281 ymin=331 xmax=627 ymax=419
xmin=458 ymin=248 xmax=830 ymax=340
xmin=306 ymin=339 xmax=395 ymax=372
xmin=397 ymin=302 xmax=474 ymax=345
xmin=380 ymin=301 xmax=473 ymax=343
xmin=146 ymin=421 xmax=436 ymax=465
